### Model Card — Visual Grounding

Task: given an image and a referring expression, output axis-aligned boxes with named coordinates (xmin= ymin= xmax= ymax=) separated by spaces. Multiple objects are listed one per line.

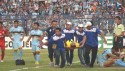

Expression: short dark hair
xmin=14 ymin=20 xmax=19 ymax=23
xmin=56 ymin=27 xmax=61 ymax=31
xmin=115 ymin=16 xmax=121 ymax=20
xmin=34 ymin=22 xmax=39 ymax=26
xmin=0 ymin=21 xmax=2 ymax=24
xmin=112 ymin=47 xmax=118 ymax=51
xmin=51 ymin=20 xmax=57 ymax=24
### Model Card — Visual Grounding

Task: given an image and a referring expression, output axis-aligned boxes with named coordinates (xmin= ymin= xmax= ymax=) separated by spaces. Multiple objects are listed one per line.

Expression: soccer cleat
xmin=35 ymin=61 xmax=39 ymax=65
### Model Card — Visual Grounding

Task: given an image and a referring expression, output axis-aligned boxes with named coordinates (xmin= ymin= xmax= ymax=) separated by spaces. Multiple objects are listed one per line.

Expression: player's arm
xmin=80 ymin=35 xmax=86 ymax=47
xmin=43 ymin=31 xmax=47 ymax=36
xmin=20 ymin=31 xmax=25 ymax=41
xmin=5 ymin=29 xmax=9 ymax=36
xmin=100 ymin=31 xmax=107 ymax=44
xmin=108 ymin=53 xmax=119 ymax=59
xmin=26 ymin=35 xmax=32 ymax=45
xmin=9 ymin=32 xmax=13 ymax=41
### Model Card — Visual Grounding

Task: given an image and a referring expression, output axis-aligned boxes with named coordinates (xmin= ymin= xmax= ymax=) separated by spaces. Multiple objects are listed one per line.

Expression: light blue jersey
xmin=30 ymin=29 xmax=43 ymax=52
xmin=10 ymin=26 xmax=24 ymax=42
xmin=9 ymin=26 xmax=24 ymax=49
xmin=100 ymin=49 xmax=112 ymax=67
xmin=100 ymin=49 xmax=125 ymax=67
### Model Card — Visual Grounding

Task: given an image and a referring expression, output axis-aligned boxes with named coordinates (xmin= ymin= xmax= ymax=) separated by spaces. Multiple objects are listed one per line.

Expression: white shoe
xmin=1 ymin=60 xmax=4 ymax=62
xmin=49 ymin=62 xmax=54 ymax=66
xmin=67 ymin=63 xmax=71 ymax=66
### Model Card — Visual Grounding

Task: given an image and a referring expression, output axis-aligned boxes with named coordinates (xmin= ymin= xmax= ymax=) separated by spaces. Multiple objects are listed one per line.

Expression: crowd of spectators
xmin=0 ymin=0 xmax=125 ymax=35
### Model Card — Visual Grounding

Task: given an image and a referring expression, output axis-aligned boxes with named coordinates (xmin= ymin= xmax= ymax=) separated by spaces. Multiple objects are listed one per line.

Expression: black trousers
xmin=84 ymin=44 xmax=98 ymax=66
xmin=66 ymin=48 xmax=74 ymax=64
xmin=48 ymin=44 xmax=54 ymax=62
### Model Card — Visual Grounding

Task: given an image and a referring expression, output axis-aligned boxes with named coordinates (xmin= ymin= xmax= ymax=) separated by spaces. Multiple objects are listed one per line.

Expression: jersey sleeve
xmin=48 ymin=37 xmax=54 ymax=45
xmin=46 ymin=27 xmax=50 ymax=34
xmin=96 ymin=28 xmax=101 ymax=34
xmin=74 ymin=30 xmax=77 ymax=36
xmin=40 ymin=30 xmax=43 ymax=35
xmin=121 ymin=25 xmax=124 ymax=32
xmin=30 ymin=30 xmax=34 ymax=35
xmin=21 ymin=27 xmax=24 ymax=32
xmin=9 ymin=27 xmax=13 ymax=33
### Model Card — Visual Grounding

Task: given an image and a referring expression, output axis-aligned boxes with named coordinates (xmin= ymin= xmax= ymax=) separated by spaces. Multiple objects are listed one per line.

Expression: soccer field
xmin=0 ymin=49 xmax=125 ymax=71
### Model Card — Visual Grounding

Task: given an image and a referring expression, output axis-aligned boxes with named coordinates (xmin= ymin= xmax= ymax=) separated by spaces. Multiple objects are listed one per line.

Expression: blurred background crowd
xmin=0 ymin=0 xmax=125 ymax=35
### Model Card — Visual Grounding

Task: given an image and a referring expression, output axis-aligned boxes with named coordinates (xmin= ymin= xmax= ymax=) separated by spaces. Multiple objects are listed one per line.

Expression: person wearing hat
xmin=84 ymin=21 xmax=107 ymax=67
xmin=9 ymin=20 xmax=25 ymax=61
xmin=63 ymin=21 xmax=75 ymax=66
xmin=0 ymin=21 xmax=8 ymax=62
xmin=75 ymin=24 xmax=86 ymax=65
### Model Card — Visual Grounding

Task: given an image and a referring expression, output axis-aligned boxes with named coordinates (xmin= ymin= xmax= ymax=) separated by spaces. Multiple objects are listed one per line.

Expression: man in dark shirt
xmin=44 ymin=20 xmax=57 ymax=66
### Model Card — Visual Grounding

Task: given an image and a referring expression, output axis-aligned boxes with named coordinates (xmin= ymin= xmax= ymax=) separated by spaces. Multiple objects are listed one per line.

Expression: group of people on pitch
xmin=44 ymin=16 xmax=125 ymax=68
xmin=0 ymin=16 xmax=125 ymax=68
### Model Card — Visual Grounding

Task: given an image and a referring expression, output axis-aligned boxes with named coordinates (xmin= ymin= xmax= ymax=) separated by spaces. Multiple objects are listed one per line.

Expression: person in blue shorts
xmin=26 ymin=22 xmax=44 ymax=65
xmin=9 ymin=20 xmax=25 ymax=61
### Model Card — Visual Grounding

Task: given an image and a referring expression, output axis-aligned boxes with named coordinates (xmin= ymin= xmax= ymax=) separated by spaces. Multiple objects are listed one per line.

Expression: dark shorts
xmin=113 ymin=37 xmax=124 ymax=48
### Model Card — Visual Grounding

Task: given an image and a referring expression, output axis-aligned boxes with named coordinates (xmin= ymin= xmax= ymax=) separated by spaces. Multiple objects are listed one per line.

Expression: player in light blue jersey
xmin=9 ymin=20 xmax=25 ymax=61
xmin=26 ymin=22 xmax=44 ymax=65
xmin=100 ymin=47 xmax=125 ymax=67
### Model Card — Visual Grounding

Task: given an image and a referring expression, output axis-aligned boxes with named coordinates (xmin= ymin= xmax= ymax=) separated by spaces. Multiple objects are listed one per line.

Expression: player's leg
xmin=18 ymin=42 xmax=23 ymax=59
xmin=78 ymin=47 xmax=85 ymax=65
xmin=104 ymin=59 xmax=117 ymax=67
xmin=84 ymin=45 xmax=91 ymax=65
xmin=0 ymin=45 xmax=5 ymax=62
xmin=65 ymin=48 xmax=70 ymax=65
xmin=35 ymin=46 xmax=41 ymax=65
xmin=48 ymin=44 xmax=54 ymax=65
xmin=32 ymin=45 xmax=36 ymax=61
xmin=114 ymin=59 xmax=125 ymax=67
xmin=54 ymin=49 xmax=60 ymax=67
xmin=13 ymin=43 xmax=19 ymax=60
xmin=69 ymin=49 xmax=74 ymax=65
xmin=60 ymin=50 xmax=66 ymax=68
xmin=120 ymin=48 xmax=124 ymax=61
xmin=90 ymin=47 xmax=98 ymax=67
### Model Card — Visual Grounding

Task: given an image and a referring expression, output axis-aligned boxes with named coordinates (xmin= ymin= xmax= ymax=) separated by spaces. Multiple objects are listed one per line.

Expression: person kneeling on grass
xmin=100 ymin=47 xmax=125 ymax=67
xmin=26 ymin=22 xmax=44 ymax=65
xmin=45 ymin=28 xmax=66 ymax=68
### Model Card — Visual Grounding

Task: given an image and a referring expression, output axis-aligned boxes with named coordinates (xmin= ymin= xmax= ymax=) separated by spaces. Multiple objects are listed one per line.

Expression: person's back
xmin=100 ymin=49 xmax=112 ymax=66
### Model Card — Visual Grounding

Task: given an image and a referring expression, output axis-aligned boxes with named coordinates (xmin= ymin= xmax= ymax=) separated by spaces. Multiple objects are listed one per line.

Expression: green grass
xmin=0 ymin=49 xmax=125 ymax=71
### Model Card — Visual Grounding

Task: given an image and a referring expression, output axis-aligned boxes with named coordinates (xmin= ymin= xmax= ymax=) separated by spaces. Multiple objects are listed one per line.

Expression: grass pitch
xmin=0 ymin=49 xmax=125 ymax=71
